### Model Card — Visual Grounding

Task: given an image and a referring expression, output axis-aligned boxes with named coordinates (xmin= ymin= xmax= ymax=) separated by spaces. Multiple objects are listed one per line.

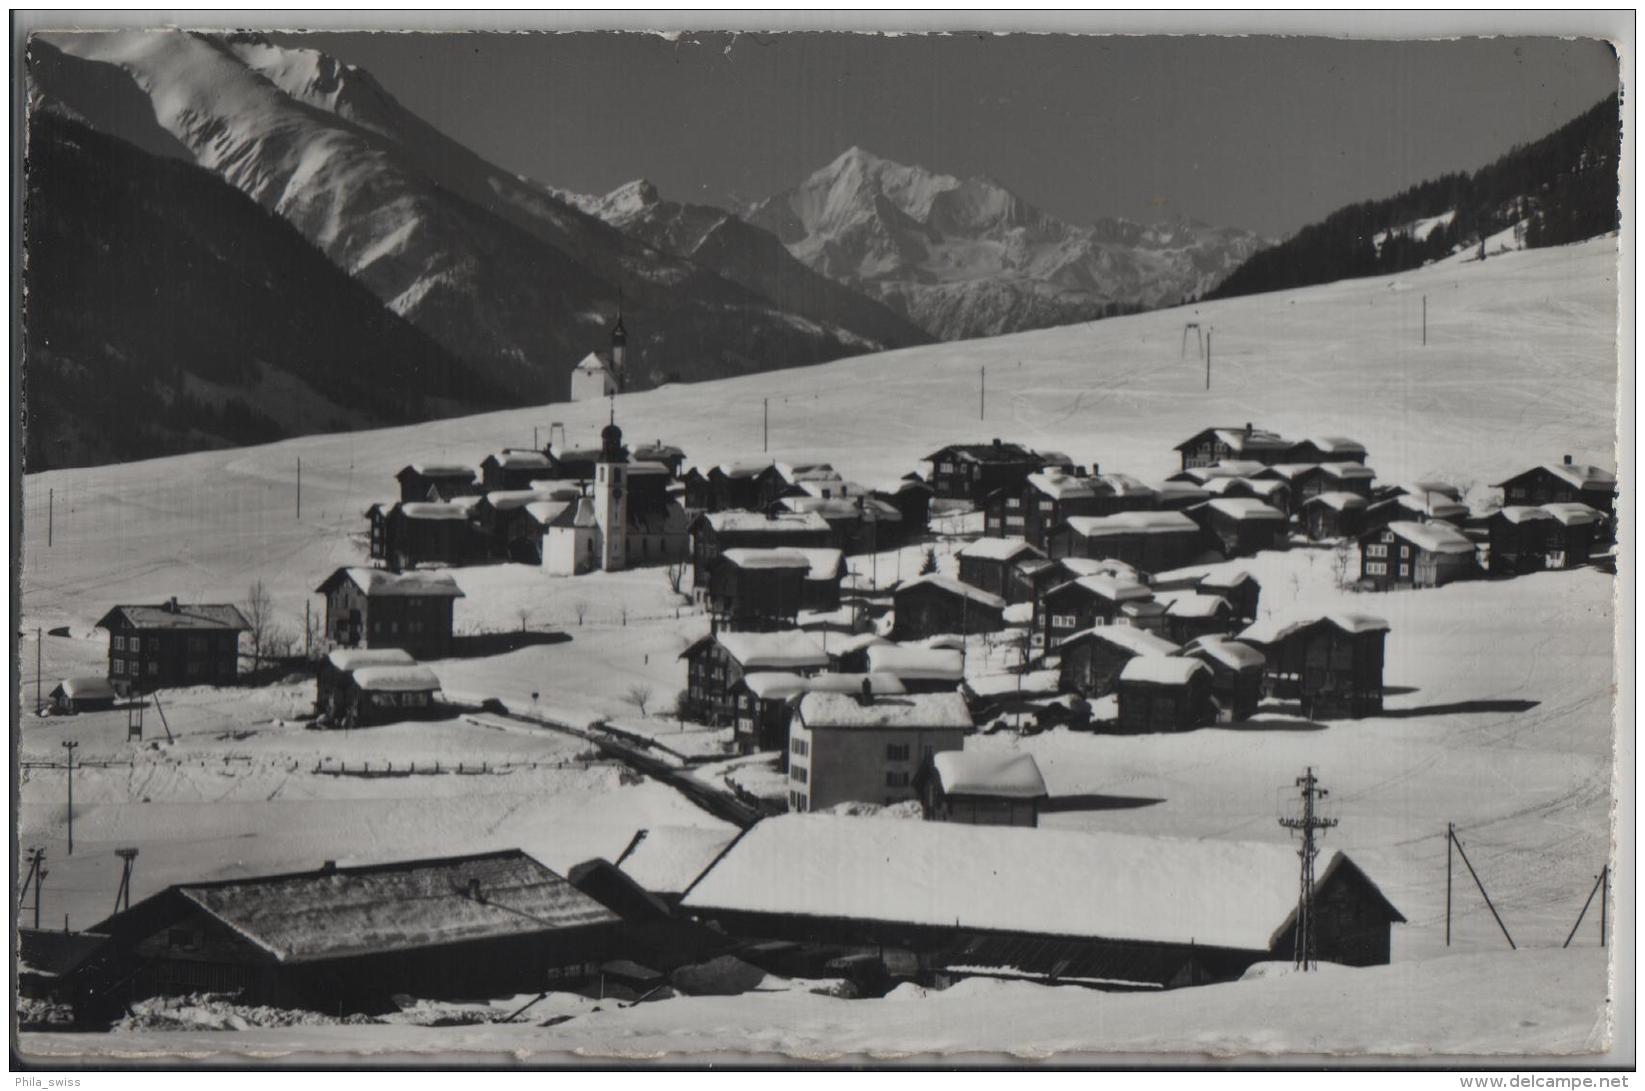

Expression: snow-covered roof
xmin=615 ymin=827 xmax=740 ymax=897
xmin=96 ymin=603 xmax=250 ymax=632
xmin=1494 ymin=463 xmax=1617 ymax=492
xmin=715 ymin=459 xmax=775 ymax=479
xmin=1239 ymin=612 xmax=1390 ymax=646
xmin=1197 ymin=569 xmax=1255 ymax=591
xmin=1315 ymin=461 xmax=1377 ymax=481
xmin=896 ymin=575 xmax=1007 ymax=611
xmin=574 ymin=351 xmax=614 ymax=374
xmin=719 ymin=548 xmax=812 ymax=571
xmin=797 ymin=691 xmax=974 ymax=731
xmin=1093 ymin=473 xmax=1155 ymax=498
xmin=523 ymin=500 xmax=575 ymax=526
xmin=173 ymin=850 xmax=615 ymax=963
xmin=866 ymin=645 xmax=965 ymax=682
xmin=931 ymin=751 xmax=1048 ymax=799
xmin=796 ymin=478 xmax=859 ymax=499
xmin=526 ymin=482 xmax=584 ymax=499
xmin=351 ymin=665 xmax=442 ymax=693
xmin=739 ymin=671 xmax=810 ymax=700
xmin=802 ymin=673 xmax=908 ymax=697
xmin=325 ymin=648 xmax=416 ymax=672
xmin=1056 ymin=574 xmax=1154 ymax=604
xmin=1211 ymin=428 xmax=1291 ymax=453
xmin=964 ymin=670 xmax=1064 ymax=699
xmin=1119 ymin=656 xmax=1209 ymax=687
xmin=1373 ymin=493 xmax=1469 ymax=521
xmin=403 ymin=463 xmax=476 ymax=478
xmin=55 ymin=676 xmax=117 ymax=701
xmin=318 ymin=567 xmax=464 ymax=598
xmin=1060 ymin=558 xmax=1145 ymax=583
xmin=1496 ymin=505 xmax=1556 ymax=525
xmin=485 ymin=489 xmax=567 ymax=512
xmin=1203 ymin=459 xmax=1269 ymax=479
xmin=683 ymin=815 xmax=1396 ymax=952
xmin=1259 ymin=463 xmax=1318 ymax=482
xmin=1302 ymin=491 xmax=1369 ymax=512
xmin=1542 ymin=503 xmax=1603 ymax=527
xmin=1303 ymin=436 xmax=1367 ymax=456
xmin=703 ymin=510 xmax=831 ymax=534
xmin=487 ymin=450 xmax=551 ymax=470
xmin=1159 ymin=592 xmax=1232 ymax=618
xmin=793 ymin=548 xmax=846 ymax=581
xmin=1181 ymin=636 xmax=1267 ymax=672
xmin=1025 ymin=471 xmax=1095 ymax=501
xmin=1382 ymin=520 xmax=1476 ymax=554
xmin=399 ymin=502 xmax=472 ymax=521
xmin=1060 ymin=625 xmax=1181 ymax=658
xmin=1063 ymin=511 xmax=1199 ymax=538
xmin=1151 ymin=481 xmax=1214 ymax=504
xmin=1002 ymin=602 xmax=1035 ymax=625
xmin=713 ymin=630 xmax=829 ymax=670
xmin=830 ymin=632 xmax=891 ymax=656
xmin=957 ymin=536 xmax=1042 ymax=562
xmin=1203 ymin=498 xmax=1288 ymax=522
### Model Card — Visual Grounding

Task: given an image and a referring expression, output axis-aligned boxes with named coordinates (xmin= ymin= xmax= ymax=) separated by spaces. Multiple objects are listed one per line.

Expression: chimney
xmin=1564 ymin=454 xmax=1573 ymax=466
xmin=857 ymin=677 xmax=874 ymax=707
xmin=165 ymin=597 xmax=179 ymax=613
xmin=1245 ymin=422 xmax=1253 ymax=438
xmin=992 ymin=438 xmax=1002 ymax=448
xmin=1090 ymin=462 xmax=1100 ymax=477
xmin=320 ymin=860 xmax=337 ymax=873
xmin=466 ymin=878 xmax=484 ymax=903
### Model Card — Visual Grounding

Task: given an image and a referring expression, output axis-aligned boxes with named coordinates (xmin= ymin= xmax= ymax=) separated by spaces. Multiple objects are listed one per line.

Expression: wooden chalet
xmin=680 ymin=630 xmax=828 ymax=725
xmin=863 ymin=644 xmax=965 ymax=694
xmin=872 ymin=478 xmax=934 ymax=534
xmin=1361 ymin=491 xmax=1469 ymax=535
xmin=1178 ymin=636 xmax=1266 ymax=721
xmin=1174 ymin=425 xmax=1293 ymax=471
xmin=1156 ymin=591 xmax=1237 ymax=644
xmin=316 ymin=647 xmax=413 ymax=719
xmin=381 ymin=500 xmax=486 ymax=569
xmin=48 ymin=676 xmax=118 ymax=714
xmin=1190 ymin=499 xmax=1289 ymax=557
xmin=982 ymin=470 xmax=1104 ymax=551
xmin=1301 ymin=492 xmax=1370 ymax=540
xmin=680 ymin=816 xmax=1406 ymax=988
xmin=87 ymin=851 xmax=621 ymax=1013
xmin=1150 ymin=480 xmax=1214 ymax=511
xmin=1485 ymin=506 xmax=1559 ymax=575
xmin=1200 ymin=475 xmax=1292 ymax=513
xmin=1055 ymin=625 xmax=1180 ymax=698
xmin=1494 ymin=457 xmax=1617 ymax=527
xmin=631 ymin=441 xmax=688 ymax=478
xmin=787 ymin=690 xmax=974 ymax=812
xmin=1239 ymin=613 xmax=1389 ymax=720
xmin=775 ymin=495 xmax=904 ymax=553
xmin=690 ymin=510 xmax=833 ymax=588
xmin=1543 ymin=503 xmax=1606 ymax=568
xmin=1285 ymin=436 xmax=1368 ymax=464
xmin=702 ymin=460 xmax=775 ymax=513
xmin=730 ymin=671 xmax=907 ymax=754
xmin=396 ymin=463 xmax=478 ymax=503
xmin=315 ymin=567 xmax=463 ymax=658
xmin=1034 ymin=574 xmax=1153 ymax=652
xmin=1115 ymin=656 xmax=1212 ymax=732
xmin=1290 ymin=462 xmax=1377 ymax=502
xmin=956 ymin=536 xmax=1045 ymax=599
xmin=891 ymin=576 xmax=1006 ymax=640
xmin=95 ymin=600 xmax=249 ymax=693
xmin=1006 ymin=556 xmax=1065 ymax=606
xmin=797 ymin=548 xmax=847 ymax=611
xmin=924 ymin=440 xmax=1043 ymax=505
xmin=705 ymin=549 xmax=810 ymax=631
xmin=479 ymin=449 xmax=552 ymax=492
xmin=1195 ymin=569 xmax=1260 ymax=625
xmin=1357 ymin=521 xmax=1478 ymax=590
xmin=1051 ymin=511 xmax=1206 ymax=572
xmin=917 ymin=751 xmax=1047 ymax=828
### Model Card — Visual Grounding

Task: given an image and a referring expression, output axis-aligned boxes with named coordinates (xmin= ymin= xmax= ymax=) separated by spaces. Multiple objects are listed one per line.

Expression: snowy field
xmin=16 ymin=238 xmax=1622 ymax=1060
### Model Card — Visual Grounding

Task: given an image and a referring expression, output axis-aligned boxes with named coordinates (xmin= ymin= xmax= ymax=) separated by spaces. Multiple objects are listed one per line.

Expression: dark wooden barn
xmin=1301 ymin=493 xmax=1370 ymax=540
xmin=982 ymin=470 xmax=1105 ymax=551
xmin=1485 ymin=507 xmax=1559 ymax=575
xmin=690 ymin=510 xmax=833 ymax=588
xmin=1034 ymin=573 xmax=1154 ymax=651
xmin=1357 ymin=522 xmax=1478 ymax=590
xmin=95 ymin=600 xmax=249 ymax=693
xmin=48 ymin=676 xmax=119 ymax=714
xmin=1178 ymin=636 xmax=1266 ymax=722
xmin=706 ymin=549 xmax=810 ymax=631
xmin=1173 ymin=425 xmax=1293 ymax=471
xmin=1156 ymin=592 xmax=1238 ymax=644
xmin=1290 ymin=462 xmax=1377 ymax=502
xmin=87 ymin=852 xmax=623 ymax=1014
xmin=479 ymin=449 xmax=553 ymax=492
xmin=1239 ymin=613 xmax=1389 ymax=720
xmin=1284 ymin=436 xmax=1369 ymax=464
xmin=315 ymin=567 xmax=464 ymax=658
xmin=957 ymin=536 xmax=1045 ymax=598
xmin=679 ymin=630 xmax=829 ymax=726
xmin=383 ymin=500 xmax=486 ymax=569
xmin=872 ymin=478 xmax=934 ymax=534
xmin=395 ymin=463 xmax=478 ymax=503
xmin=1190 ymin=499 xmax=1290 ymax=557
xmin=924 ymin=440 xmax=1043 ymax=505
xmin=891 ymin=576 xmax=1006 ymax=640
xmin=1195 ymin=569 xmax=1261 ymax=625
xmin=1056 ymin=625 xmax=1181 ymax=698
xmin=1115 ymin=656 xmax=1212 ymax=732
xmin=1050 ymin=511 xmax=1206 ymax=573
xmin=1542 ymin=503 xmax=1605 ymax=568
xmin=916 ymin=751 xmax=1047 ymax=828
xmin=1361 ymin=491 xmax=1469 ymax=535
xmin=680 ymin=816 xmax=1405 ymax=990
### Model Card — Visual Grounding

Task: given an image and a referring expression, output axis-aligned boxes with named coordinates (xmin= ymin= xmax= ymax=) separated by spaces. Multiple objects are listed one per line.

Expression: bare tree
xmin=623 ymin=684 xmax=653 ymax=718
xmin=516 ymin=606 xmax=531 ymax=632
xmin=1333 ymin=538 xmax=1356 ymax=591
xmin=302 ymin=606 xmax=324 ymax=660
xmin=666 ymin=559 xmax=688 ymax=595
xmin=242 ymin=580 xmax=273 ymax=668
xmin=573 ymin=601 xmax=588 ymax=626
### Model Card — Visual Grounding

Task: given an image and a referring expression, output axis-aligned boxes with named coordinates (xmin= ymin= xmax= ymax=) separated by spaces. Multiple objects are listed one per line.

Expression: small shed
xmin=892 ymin=575 xmax=1006 ymax=641
xmin=1195 ymin=569 xmax=1260 ymax=624
xmin=396 ymin=463 xmax=478 ymax=503
xmin=1178 ymin=636 xmax=1266 ymax=721
xmin=1191 ymin=499 xmax=1289 ymax=557
xmin=1056 ymin=625 xmax=1181 ymax=698
xmin=341 ymin=665 xmax=443 ymax=727
xmin=1156 ymin=591 xmax=1237 ymax=645
xmin=1115 ymin=656 xmax=1212 ymax=733
xmin=1542 ymin=503 xmax=1604 ymax=568
xmin=316 ymin=647 xmax=416 ymax=720
xmin=49 ymin=676 xmax=118 ymax=714
xmin=1239 ymin=613 xmax=1388 ymax=720
xmin=918 ymin=751 xmax=1048 ymax=827
xmin=1486 ymin=506 xmax=1558 ymax=575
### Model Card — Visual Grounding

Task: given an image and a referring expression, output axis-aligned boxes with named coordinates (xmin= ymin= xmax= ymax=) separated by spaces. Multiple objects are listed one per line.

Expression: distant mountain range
xmin=1209 ymin=93 xmax=1621 ymax=300
xmin=742 ymin=147 xmax=1270 ymax=340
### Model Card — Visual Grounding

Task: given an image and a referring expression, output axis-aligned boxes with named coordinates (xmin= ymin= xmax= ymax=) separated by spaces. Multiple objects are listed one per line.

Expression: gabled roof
xmin=1046 ymin=574 xmax=1154 ymax=604
xmin=615 ymin=827 xmax=741 ymax=897
xmin=117 ymin=851 xmax=615 ymax=964
xmin=1297 ymin=436 xmax=1367 ymax=457
xmin=1376 ymin=520 xmax=1476 ymax=554
xmin=931 ymin=751 xmax=1048 ymax=799
xmin=485 ymin=450 xmax=551 ymax=470
xmin=1059 ymin=557 xmax=1146 ymax=583
xmin=1180 ymin=635 xmax=1267 ymax=672
xmin=683 ymin=630 xmax=828 ymax=670
xmin=18 ymin=928 xmax=111 ymax=979
xmin=96 ymin=603 xmax=249 ymax=632
xmin=325 ymin=648 xmax=416 ymax=672
xmin=713 ymin=459 xmax=775 ymax=479
xmin=796 ymin=690 xmax=973 ymax=731
xmin=963 ymin=670 xmax=1063 ymax=699
xmin=957 ymin=536 xmax=1043 ymax=563
xmin=1062 ymin=511 xmax=1199 ymax=538
xmin=1303 ymin=491 xmax=1369 ymax=513
xmin=701 ymin=510 xmax=831 ymax=535
xmin=1369 ymin=492 xmax=1468 ymax=521
xmin=315 ymin=567 xmax=464 ymax=598
xmin=866 ymin=644 xmax=965 ymax=682
xmin=400 ymin=463 xmax=475 ymax=479
xmin=1092 ymin=473 xmax=1156 ymax=499
xmin=1119 ymin=656 xmax=1210 ymax=686
xmin=53 ymin=676 xmax=118 ymax=701
xmin=352 ymin=665 xmax=443 ymax=693
xmin=792 ymin=547 xmax=846 ymax=581
xmin=895 ymin=574 xmax=1007 ymax=611
xmin=1174 ymin=426 xmax=1291 ymax=454
xmin=1058 ymin=625 xmax=1180 ymax=658
xmin=1201 ymin=498 xmax=1288 ymax=523
xmin=398 ymin=501 xmax=472 ymax=521
xmin=1256 ymin=463 xmax=1318 ymax=482
xmin=1308 ymin=461 xmax=1377 ymax=482
xmin=575 ymin=350 xmax=615 ymax=374
xmin=1542 ymin=502 xmax=1604 ymax=527
xmin=1239 ymin=612 xmax=1390 ymax=646
xmin=1025 ymin=471 xmax=1095 ymax=501
xmin=1197 ymin=568 xmax=1256 ymax=591
xmin=1494 ymin=463 xmax=1617 ymax=492
xmin=719 ymin=548 xmax=812 ymax=571
xmin=924 ymin=441 xmax=1040 ymax=465
xmin=1158 ymin=591 xmax=1233 ymax=618
xmin=1494 ymin=505 xmax=1557 ymax=525
xmin=683 ymin=815 xmax=1401 ymax=953
xmin=743 ymin=671 xmax=908 ymax=701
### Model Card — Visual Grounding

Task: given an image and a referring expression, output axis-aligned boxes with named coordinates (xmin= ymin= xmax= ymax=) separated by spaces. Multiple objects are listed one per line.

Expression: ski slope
xmin=16 ymin=237 xmax=1623 ymax=1059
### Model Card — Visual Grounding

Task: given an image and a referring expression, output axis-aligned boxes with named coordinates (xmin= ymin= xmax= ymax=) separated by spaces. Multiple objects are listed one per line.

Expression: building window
xmin=1366 ymin=544 xmax=1387 ymax=558
xmin=112 ymin=635 xmax=125 ymax=652
xmin=1398 ymin=564 xmax=1410 ymax=578
xmin=111 ymin=659 xmax=124 ymax=676
xmin=168 ymin=928 xmax=196 ymax=950
xmin=1053 ymin=614 xmax=1077 ymax=628
xmin=1005 ymin=498 xmax=1021 ymax=510
xmin=1039 ymin=501 xmax=1055 ymax=513
xmin=886 ymin=743 xmax=910 ymax=761
xmin=1400 ymin=545 xmax=1410 ymax=557
xmin=791 ymin=738 xmax=808 ymax=757
xmin=791 ymin=765 xmax=808 ymax=784
xmin=1366 ymin=562 xmax=1387 ymax=575
xmin=885 ymin=770 xmax=910 ymax=788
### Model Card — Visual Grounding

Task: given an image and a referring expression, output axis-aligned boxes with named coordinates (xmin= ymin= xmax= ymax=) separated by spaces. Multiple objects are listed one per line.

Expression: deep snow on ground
xmin=15 ymin=239 xmax=1621 ymax=1059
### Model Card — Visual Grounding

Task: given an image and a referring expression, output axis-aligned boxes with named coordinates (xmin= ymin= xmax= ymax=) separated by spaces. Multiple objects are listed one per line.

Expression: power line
xmin=1277 ymin=766 xmax=1337 ymax=970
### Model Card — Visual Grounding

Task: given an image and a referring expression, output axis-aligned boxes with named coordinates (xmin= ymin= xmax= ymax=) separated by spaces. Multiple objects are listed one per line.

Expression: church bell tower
xmin=593 ymin=400 xmax=629 ymax=572
xmin=608 ymin=307 xmax=628 ymax=392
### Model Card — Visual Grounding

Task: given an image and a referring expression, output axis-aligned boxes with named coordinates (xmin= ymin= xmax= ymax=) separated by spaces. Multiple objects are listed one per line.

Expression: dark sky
xmin=276 ymin=31 xmax=1619 ymax=237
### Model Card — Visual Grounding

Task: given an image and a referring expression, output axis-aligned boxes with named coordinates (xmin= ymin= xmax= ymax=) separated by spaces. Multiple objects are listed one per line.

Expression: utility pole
xmin=23 ymin=848 xmax=46 ymax=929
xmin=1205 ymin=330 xmax=1213 ymax=391
xmin=114 ymin=848 xmax=139 ymax=915
xmin=1446 ymin=821 xmax=1453 ymax=946
xmin=979 ymin=366 xmax=986 ymax=421
xmin=1422 ymin=295 xmax=1427 ymax=346
xmin=763 ymin=398 xmax=769 ymax=453
xmin=61 ymin=740 xmax=78 ymax=855
xmin=1278 ymin=766 xmax=1337 ymax=970
xmin=533 ymin=425 xmax=539 ymax=450
xmin=47 ymin=488 xmax=53 ymax=547
xmin=304 ymin=601 xmax=312 ymax=659
xmin=296 ymin=457 xmax=302 ymax=521
xmin=35 ymin=627 xmax=42 ymax=716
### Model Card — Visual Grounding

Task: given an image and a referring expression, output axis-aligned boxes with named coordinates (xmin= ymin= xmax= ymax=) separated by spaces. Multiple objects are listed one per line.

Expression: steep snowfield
xmin=746 ymin=146 xmax=1270 ymax=339
xmin=16 ymin=238 xmax=1621 ymax=1059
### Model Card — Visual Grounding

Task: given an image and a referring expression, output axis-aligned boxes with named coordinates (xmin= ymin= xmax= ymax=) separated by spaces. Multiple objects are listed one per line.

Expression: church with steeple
xmin=569 ymin=311 xmax=628 ymax=401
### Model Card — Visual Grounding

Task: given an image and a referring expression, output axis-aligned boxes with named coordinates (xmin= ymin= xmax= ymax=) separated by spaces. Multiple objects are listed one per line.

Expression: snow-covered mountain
xmin=746 ymin=147 xmax=1271 ymax=340
xmin=552 ymin=178 xmax=933 ymax=351
xmin=27 ymin=32 xmax=911 ymax=404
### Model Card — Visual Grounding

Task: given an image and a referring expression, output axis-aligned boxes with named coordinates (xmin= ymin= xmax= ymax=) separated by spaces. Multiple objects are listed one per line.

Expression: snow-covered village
xmin=12 ymin=21 xmax=1629 ymax=1071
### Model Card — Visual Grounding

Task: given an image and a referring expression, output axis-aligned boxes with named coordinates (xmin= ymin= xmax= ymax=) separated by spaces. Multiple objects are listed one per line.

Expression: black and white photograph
xmin=10 ymin=11 xmax=1633 ymax=1071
